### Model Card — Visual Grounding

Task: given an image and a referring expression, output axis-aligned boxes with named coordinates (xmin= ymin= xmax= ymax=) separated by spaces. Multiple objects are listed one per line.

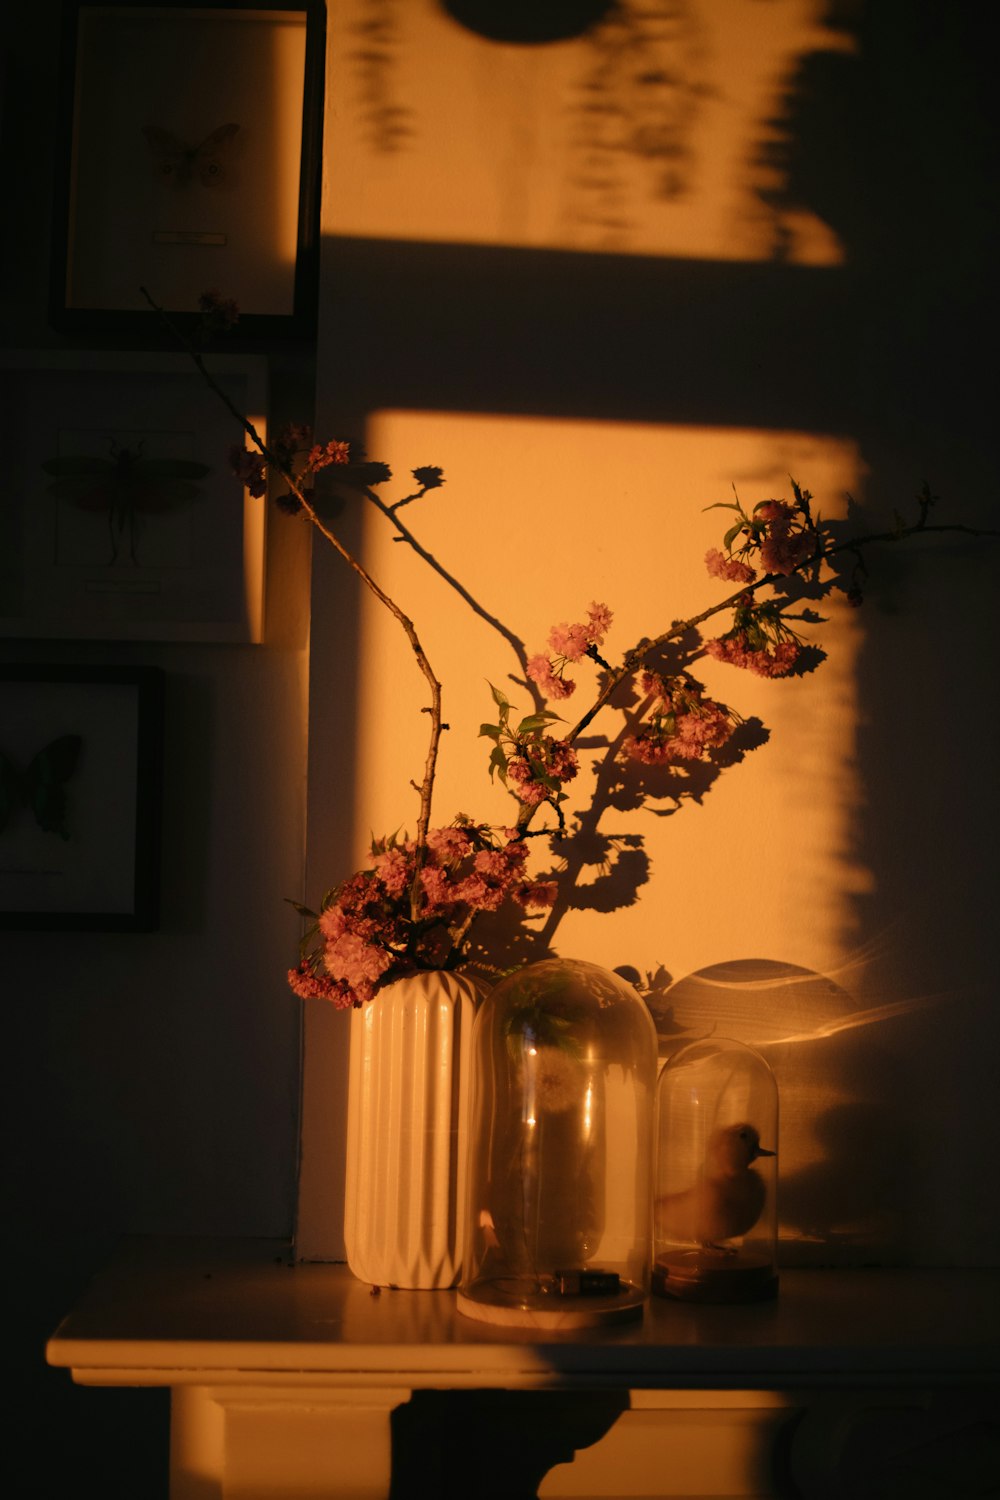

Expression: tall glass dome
xmin=653 ymin=1036 xmax=778 ymax=1303
xmin=457 ymin=958 xmax=658 ymax=1328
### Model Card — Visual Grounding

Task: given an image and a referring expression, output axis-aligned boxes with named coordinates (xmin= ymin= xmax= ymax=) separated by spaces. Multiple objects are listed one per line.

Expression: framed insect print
xmin=0 ymin=665 xmax=163 ymax=930
xmin=50 ymin=1 xmax=325 ymax=338
xmin=0 ymin=350 xmax=267 ymax=642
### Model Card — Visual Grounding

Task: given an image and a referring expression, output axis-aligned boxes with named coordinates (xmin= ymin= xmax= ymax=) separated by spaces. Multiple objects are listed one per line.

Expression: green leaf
xmin=285 ymin=898 xmax=318 ymax=919
xmin=488 ymin=681 xmax=510 ymax=711
xmin=488 ymin=744 xmax=508 ymax=782
xmin=478 ymin=722 xmax=502 ymax=740
xmin=515 ymin=713 xmax=561 ymax=735
xmin=722 ymin=521 xmax=746 ymax=551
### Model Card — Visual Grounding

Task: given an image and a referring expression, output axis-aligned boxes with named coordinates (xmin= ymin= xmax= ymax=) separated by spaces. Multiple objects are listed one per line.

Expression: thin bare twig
xmin=141 ymin=288 xmax=444 ymax=872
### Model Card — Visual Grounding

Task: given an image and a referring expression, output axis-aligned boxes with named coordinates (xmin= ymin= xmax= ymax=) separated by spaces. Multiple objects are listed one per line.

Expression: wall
xmin=300 ymin=0 xmax=999 ymax=1269
xmin=1 ymin=4 xmax=315 ymax=1493
xmin=2 ymin=0 xmax=995 ymax=1492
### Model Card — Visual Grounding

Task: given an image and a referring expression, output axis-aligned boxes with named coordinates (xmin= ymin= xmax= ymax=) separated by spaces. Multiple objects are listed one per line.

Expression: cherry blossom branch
xmin=140 ymin=287 xmax=444 ymax=867
xmin=358 ymin=481 xmax=537 ymax=690
xmin=563 ymin=509 xmax=1000 ymax=744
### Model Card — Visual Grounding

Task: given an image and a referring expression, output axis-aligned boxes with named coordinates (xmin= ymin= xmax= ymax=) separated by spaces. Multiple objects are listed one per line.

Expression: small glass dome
xmin=653 ymin=1036 xmax=778 ymax=1303
xmin=457 ymin=958 xmax=658 ymax=1328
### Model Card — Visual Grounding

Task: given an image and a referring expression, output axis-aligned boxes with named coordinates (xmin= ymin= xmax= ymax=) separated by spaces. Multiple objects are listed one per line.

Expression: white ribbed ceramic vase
xmin=344 ymin=968 xmax=483 ymax=1288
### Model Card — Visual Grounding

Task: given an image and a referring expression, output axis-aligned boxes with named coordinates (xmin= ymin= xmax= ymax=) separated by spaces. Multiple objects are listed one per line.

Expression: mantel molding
xmin=47 ymin=1238 xmax=1000 ymax=1499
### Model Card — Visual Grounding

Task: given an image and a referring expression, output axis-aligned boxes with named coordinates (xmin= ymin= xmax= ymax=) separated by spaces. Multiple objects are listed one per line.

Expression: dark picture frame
xmin=0 ymin=665 xmax=164 ymax=930
xmin=0 ymin=349 xmax=267 ymax=642
xmin=50 ymin=0 xmax=326 ymax=340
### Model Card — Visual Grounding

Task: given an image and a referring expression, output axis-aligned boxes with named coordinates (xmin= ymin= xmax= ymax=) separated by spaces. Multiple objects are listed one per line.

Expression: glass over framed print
xmin=0 ymin=350 xmax=267 ymax=642
xmin=0 ymin=665 xmax=163 ymax=930
xmin=50 ymin=1 xmax=325 ymax=338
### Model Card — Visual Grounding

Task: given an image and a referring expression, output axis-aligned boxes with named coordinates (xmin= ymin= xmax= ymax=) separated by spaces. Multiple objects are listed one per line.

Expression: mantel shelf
xmin=48 ymin=1236 xmax=1000 ymax=1391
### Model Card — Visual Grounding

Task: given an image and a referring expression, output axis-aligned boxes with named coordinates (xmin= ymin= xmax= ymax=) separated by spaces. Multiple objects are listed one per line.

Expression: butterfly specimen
xmin=42 ymin=441 xmax=211 ymax=565
xmin=141 ymin=122 xmax=240 ymax=188
xmin=0 ymin=735 xmax=83 ymax=840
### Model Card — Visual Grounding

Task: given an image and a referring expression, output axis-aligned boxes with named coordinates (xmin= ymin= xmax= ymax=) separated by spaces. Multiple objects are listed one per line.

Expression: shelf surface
xmin=47 ymin=1236 xmax=1000 ymax=1390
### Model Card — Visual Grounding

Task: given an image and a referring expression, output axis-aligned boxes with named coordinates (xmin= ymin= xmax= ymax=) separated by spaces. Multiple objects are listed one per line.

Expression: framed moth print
xmin=0 ymin=665 xmax=163 ymax=930
xmin=50 ymin=1 xmax=325 ymax=338
xmin=0 ymin=350 xmax=267 ymax=642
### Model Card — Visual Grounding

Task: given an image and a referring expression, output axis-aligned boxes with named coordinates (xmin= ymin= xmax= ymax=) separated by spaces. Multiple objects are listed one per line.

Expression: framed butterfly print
xmin=0 ymin=349 xmax=267 ymax=642
xmin=50 ymin=0 xmax=325 ymax=339
xmin=0 ymin=665 xmax=163 ymax=930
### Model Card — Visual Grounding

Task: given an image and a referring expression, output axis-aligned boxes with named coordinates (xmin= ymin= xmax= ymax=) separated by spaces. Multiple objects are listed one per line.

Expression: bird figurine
xmin=656 ymin=1122 xmax=775 ymax=1250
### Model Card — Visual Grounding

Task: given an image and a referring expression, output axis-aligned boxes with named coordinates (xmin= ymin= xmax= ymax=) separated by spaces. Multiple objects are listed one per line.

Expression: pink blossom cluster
xmin=705 ymin=547 xmax=757 ymax=584
xmin=622 ymin=672 xmax=735 ymax=765
xmin=756 ymin=500 xmax=817 ymax=576
xmin=705 ymin=587 xmax=805 ymax=679
xmin=272 ymin=421 xmax=315 ymax=470
xmin=526 ymin=602 xmax=613 ymax=700
xmin=307 ymin=439 xmax=352 ymax=472
xmin=506 ymin=736 xmax=579 ymax=806
xmin=229 ymin=430 xmax=354 ymax=508
xmin=705 ymin=635 xmax=800 ymax=677
xmin=287 ymin=824 xmax=555 ymax=1008
xmin=228 ymin=445 xmax=267 ymax=497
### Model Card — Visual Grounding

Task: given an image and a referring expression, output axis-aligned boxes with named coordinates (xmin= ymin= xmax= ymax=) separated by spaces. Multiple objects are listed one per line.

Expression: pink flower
xmin=372 ymin=846 xmax=412 ymax=898
xmin=528 ymin=602 xmax=612 ymax=702
xmin=229 ymin=445 xmax=267 ymax=497
xmin=473 ymin=848 xmax=513 ymax=880
xmin=622 ymin=733 xmax=675 ymax=765
xmin=547 ymin=739 xmax=579 ymax=781
xmin=287 ymin=962 xmax=356 ymax=1009
xmin=453 ymin=873 xmax=506 ymax=911
xmin=306 ymin=439 xmax=351 ymax=471
xmin=507 ymin=757 xmax=550 ymax=805
xmin=526 ymin=654 xmax=576 ymax=701
xmin=673 ymin=699 xmax=733 ymax=756
xmin=548 ymin=621 xmax=591 ymax=661
xmin=706 ymin=635 xmax=800 ymax=678
xmin=624 ymin=675 xmax=735 ymax=763
xmin=514 ymin=880 xmax=559 ymax=909
xmin=705 ymin=547 xmax=756 ymax=584
xmin=760 ymin=529 xmax=816 ymax=576
xmin=425 ymin=826 xmax=474 ymax=863
xmin=324 ymin=930 xmax=393 ymax=986
xmin=755 ymin=500 xmax=790 ymax=524
xmin=419 ymin=865 xmax=458 ymax=911
xmin=585 ymin=602 xmax=613 ymax=642
xmin=318 ymin=905 xmax=348 ymax=942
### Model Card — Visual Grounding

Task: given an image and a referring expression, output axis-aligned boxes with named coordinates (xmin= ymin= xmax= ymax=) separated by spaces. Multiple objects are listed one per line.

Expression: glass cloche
xmin=653 ymin=1036 xmax=778 ymax=1303
xmin=457 ymin=958 xmax=658 ymax=1327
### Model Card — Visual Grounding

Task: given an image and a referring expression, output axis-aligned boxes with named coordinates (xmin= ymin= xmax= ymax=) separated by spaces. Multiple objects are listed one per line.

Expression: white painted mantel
xmin=47 ymin=1238 xmax=999 ymax=1498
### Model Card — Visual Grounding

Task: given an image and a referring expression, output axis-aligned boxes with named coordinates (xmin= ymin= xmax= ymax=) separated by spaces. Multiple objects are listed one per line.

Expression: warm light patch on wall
xmin=350 ymin=411 xmax=866 ymax=995
xmin=244 ymin=409 xmax=267 ymax=642
xmin=327 ymin=0 xmax=853 ymax=264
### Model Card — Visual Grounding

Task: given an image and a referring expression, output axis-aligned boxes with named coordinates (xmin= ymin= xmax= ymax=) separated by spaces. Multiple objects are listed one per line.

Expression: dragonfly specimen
xmin=42 ymin=441 xmax=211 ymax=564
